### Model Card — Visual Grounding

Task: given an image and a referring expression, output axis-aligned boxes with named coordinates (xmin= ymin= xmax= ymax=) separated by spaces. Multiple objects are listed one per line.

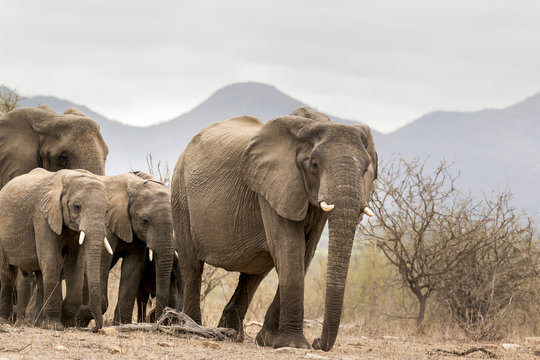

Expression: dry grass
xmin=3 ymin=250 xmax=539 ymax=358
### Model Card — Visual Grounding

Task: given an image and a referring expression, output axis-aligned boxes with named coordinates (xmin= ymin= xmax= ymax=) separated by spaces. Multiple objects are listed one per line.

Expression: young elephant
xmin=0 ymin=169 xmax=111 ymax=330
xmin=76 ymin=171 xmax=175 ymax=325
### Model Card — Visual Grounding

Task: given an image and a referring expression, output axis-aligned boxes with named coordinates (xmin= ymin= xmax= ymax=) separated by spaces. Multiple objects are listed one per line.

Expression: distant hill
xmin=20 ymin=82 xmax=363 ymax=175
xmin=17 ymin=82 xmax=540 ymax=217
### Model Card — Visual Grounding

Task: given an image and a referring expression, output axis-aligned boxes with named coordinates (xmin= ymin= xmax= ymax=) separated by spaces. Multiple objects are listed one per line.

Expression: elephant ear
xmin=356 ymin=124 xmax=378 ymax=179
xmin=243 ymin=115 xmax=318 ymax=221
xmin=39 ymin=172 xmax=65 ymax=235
xmin=105 ymin=176 xmax=133 ymax=243
xmin=63 ymin=108 xmax=85 ymax=116
xmin=0 ymin=108 xmax=51 ymax=188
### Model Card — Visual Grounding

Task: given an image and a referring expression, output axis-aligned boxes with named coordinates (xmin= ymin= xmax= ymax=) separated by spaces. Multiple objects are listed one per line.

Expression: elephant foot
xmin=41 ymin=318 xmax=64 ymax=331
xmin=61 ymin=314 xmax=76 ymax=328
xmin=75 ymin=307 xmax=93 ymax=327
xmin=218 ymin=311 xmax=244 ymax=342
xmin=255 ymin=326 xmax=278 ymax=347
xmin=272 ymin=332 xmax=310 ymax=349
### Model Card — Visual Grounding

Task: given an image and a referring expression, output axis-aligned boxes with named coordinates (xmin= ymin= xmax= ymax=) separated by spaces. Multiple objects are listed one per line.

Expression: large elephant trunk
xmin=315 ymin=165 xmax=365 ymax=351
xmin=149 ymin=224 xmax=174 ymax=320
xmin=81 ymin=224 xmax=106 ymax=331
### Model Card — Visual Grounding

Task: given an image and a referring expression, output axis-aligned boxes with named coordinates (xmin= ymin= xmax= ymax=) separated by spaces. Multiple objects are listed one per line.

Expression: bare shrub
xmin=436 ymin=192 xmax=539 ymax=340
xmin=0 ymin=85 xmax=21 ymax=113
xmin=358 ymin=155 xmax=539 ymax=339
xmin=146 ymin=153 xmax=171 ymax=186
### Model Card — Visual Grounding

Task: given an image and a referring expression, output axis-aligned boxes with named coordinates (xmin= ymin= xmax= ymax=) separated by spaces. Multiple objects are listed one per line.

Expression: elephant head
xmin=39 ymin=169 xmax=109 ymax=329
xmin=0 ymin=106 xmax=109 ymax=188
xmin=105 ymin=172 xmax=174 ymax=321
xmin=243 ymin=106 xmax=377 ymax=351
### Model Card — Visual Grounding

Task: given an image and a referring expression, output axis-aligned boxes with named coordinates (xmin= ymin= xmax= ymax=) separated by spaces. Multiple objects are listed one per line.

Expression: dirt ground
xmin=0 ymin=322 xmax=539 ymax=360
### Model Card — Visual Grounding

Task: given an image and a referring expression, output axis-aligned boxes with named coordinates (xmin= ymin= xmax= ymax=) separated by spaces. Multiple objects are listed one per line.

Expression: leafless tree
xmin=0 ymin=86 xmax=21 ymax=113
xmin=357 ymin=156 xmax=530 ymax=329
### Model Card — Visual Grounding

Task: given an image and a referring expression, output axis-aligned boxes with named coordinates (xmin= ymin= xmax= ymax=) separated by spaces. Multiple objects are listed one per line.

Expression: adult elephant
xmin=172 ymin=106 xmax=378 ymax=351
xmin=76 ymin=171 xmax=175 ymax=325
xmin=0 ymin=106 xmax=109 ymax=186
xmin=0 ymin=105 xmax=109 ymax=324
xmin=0 ymin=169 xmax=111 ymax=331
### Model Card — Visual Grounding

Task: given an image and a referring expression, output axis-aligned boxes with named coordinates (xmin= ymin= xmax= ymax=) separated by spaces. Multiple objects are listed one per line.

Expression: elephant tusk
xmin=175 ymin=251 xmax=179 ymax=259
xmin=103 ymin=237 xmax=113 ymax=255
xmin=79 ymin=231 xmax=85 ymax=245
xmin=363 ymin=207 xmax=375 ymax=217
xmin=320 ymin=201 xmax=335 ymax=212
xmin=149 ymin=249 xmax=153 ymax=262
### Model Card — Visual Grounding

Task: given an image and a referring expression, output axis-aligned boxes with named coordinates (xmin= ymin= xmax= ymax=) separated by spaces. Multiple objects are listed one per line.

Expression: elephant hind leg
xmin=180 ymin=258 xmax=204 ymax=325
xmin=218 ymin=272 xmax=267 ymax=342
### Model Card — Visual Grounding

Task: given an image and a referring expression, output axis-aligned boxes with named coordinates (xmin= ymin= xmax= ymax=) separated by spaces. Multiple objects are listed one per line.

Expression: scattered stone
xmin=54 ymin=345 xmax=68 ymax=351
xmin=98 ymin=327 xmax=118 ymax=336
xmin=158 ymin=341 xmax=173 ymax=347
xmin=305 ymin=353 xmax=330 ymax=360
xmin=109 ymin=346 xmax=122 ymax=354
xmin=501 ymin=343 xmax=520 ymax=350
xmin=533 ymin=350 xmax=540 ymax=357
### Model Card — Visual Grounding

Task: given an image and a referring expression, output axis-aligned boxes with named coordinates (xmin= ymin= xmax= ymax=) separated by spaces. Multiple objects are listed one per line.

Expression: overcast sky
xmin=1 ymin=0 xmax=539 ymax=133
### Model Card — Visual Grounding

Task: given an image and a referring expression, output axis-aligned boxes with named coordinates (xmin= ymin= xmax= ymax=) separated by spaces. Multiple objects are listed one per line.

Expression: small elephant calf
xmin=0 ymin=168 xmax=111 ymax=330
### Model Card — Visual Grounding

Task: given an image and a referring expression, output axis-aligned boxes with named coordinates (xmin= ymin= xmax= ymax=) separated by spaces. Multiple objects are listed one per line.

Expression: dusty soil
xmin=0 ymin=323 xmax=538 ymax=360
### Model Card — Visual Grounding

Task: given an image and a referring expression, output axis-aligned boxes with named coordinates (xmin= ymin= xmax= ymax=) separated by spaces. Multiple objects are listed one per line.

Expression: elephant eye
xmin=310 ymin=160 xmax=319 ymax=172
xmin=73 ymin=203 xmax=81 ymax=212
xmin=58 ymin=153 xmax=69 ymax=166
xmin=141 ymin=217 xmax=150 ymax=227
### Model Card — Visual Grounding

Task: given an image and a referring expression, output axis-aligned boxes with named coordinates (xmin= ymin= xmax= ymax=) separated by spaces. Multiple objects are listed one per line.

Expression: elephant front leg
xmin=62 ymin=250 xmax=85 ymax=327
xmin=113 ymin=252 xmax=145 ymax=324
xmin=257 ymin=197 xmax=309 ymax=349
xmin=35 ymin=218 xmax=64 ymax=330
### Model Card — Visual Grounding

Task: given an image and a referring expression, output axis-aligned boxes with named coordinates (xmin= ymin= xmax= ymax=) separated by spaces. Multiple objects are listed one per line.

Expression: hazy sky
xmin=1 ymin=0 xmax=539 ymax=133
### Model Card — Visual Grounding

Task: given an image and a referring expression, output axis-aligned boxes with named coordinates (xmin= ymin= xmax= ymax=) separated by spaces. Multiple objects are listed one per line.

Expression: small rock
xmin=305 ymin=353 xmax=330 ymax=360
xmin=54 ymin=345 xmax=68 ymax=351
xmin=98 ymin=327 xmax=117 ymax=336
xmin=109 ymin=346 xmax=122 ymax=354
xmin=158 ymin=341 xmax=173 ymax=347
xmin=533 ymin=350 xmax=540 ymax=357
xmin=501 ymin=343 xmax=520 ymax=350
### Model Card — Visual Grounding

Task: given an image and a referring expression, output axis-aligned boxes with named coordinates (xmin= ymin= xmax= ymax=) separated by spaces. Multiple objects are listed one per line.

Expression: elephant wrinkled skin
xmin=172 ymin=106 xmax=377 ymax=351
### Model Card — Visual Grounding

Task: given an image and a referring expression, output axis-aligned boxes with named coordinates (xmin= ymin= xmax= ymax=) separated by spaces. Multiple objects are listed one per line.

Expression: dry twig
xmin=427 ymin=347 xmax=497 ymax=358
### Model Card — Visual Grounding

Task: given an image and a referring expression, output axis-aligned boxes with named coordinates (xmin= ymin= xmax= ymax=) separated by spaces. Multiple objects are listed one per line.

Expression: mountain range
xmin=17 ymin=82 xmax=540 ymax=217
